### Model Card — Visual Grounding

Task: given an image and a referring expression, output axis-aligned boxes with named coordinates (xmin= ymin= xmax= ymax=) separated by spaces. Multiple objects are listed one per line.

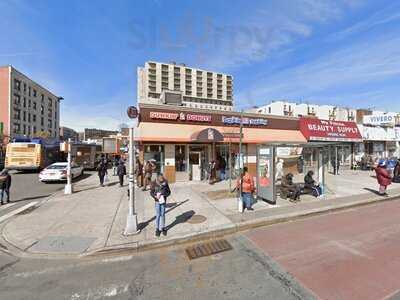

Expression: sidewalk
xmin=2 ymin=171 xmax=400 ymax=257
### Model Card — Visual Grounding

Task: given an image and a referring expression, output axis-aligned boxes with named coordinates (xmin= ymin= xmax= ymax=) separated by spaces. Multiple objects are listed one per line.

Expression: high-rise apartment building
xmin=137 ymin=61 xmax=233 ymax=111
xmin=0 ymin=65 xmax=61 ymax=141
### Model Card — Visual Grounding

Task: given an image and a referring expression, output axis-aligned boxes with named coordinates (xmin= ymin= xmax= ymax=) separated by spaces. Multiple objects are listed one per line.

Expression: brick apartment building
xmin=0 ymin=65 xmax=61 ymax=142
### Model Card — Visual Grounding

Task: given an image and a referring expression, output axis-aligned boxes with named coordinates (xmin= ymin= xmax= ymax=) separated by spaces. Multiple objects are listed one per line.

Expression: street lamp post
xmin=64 ymin=138 xmax=73 ymax=194
xmin=238 ymin=110 xmax=244 ymax=212
xmin=124 ymin=106 xmax=139 ymax=236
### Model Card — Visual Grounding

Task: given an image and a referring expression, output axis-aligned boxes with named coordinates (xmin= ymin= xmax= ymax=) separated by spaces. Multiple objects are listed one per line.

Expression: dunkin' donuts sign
xmin=299 ymin=118 xmax=362 ymax=142
xmin=149 ymin=111 xmax=212 ymax=122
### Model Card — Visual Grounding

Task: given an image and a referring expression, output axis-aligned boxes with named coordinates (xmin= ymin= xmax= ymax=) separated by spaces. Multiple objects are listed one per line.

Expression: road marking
xmin=70 ymin=283 xmax=130 ymax=299
xmin=101 ymin=255 xmax=133 ymax=263
xmin=0 ymin=202 xmax=17 ymax=212
xmin=329 ymin=240 xmax=371 ymax=259
xmin=0 ymin=201 xmax=38 ymax=223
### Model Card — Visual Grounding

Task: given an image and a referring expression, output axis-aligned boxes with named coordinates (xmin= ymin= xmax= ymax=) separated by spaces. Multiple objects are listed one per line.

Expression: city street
xmin=0 ymin=171 xmax=92 ymax=224
xmin=2 ymin=197 xmax=400 ymax=299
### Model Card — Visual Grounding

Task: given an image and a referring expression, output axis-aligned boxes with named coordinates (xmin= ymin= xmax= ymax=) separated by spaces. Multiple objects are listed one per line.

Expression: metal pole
xmin=124 ymin=127 xmax=139 ymax=235
xmin=64 ymin=138 xmax=73 ymax=194
xmin=229 ymin=141 xmax=232 ymax=191
xmin=238 ymin=110 xmax=244 ymax=212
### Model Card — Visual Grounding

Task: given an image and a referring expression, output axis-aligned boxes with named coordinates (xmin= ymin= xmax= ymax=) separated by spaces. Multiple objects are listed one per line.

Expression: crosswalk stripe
xmin=0 ymin=201 xmax=38 ymax=223
xmin=0 ymin=202 xmax=17 ymax=212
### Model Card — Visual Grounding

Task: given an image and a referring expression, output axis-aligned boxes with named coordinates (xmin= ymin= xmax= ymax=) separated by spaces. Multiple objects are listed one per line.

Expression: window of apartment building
xmin=33 ymin=114 xmax=36 ymax=122
xmin=41 ymin=105 xmax=44 ymax=114
xmin=13 ymin=123 xmax=20 ymax=134
xmin=48 ymin=97 xmax=53 ymax=107
xmin=14 ymin=79 xmax=21 ymax=91
xmin=23 ymin=124 xmax=26 ymax=135
xmin=33 ymin=126 xmax=36 ymax=134
xmin=33 ymin=89 xmax=37 ymax=97
xmin=41 ymin=94 xmax=44 ymax=102
xmin=14 ymin=109 xmax=21 ymax=120
xmin=41 ymin=117 xmax=44 ymax=126
xmin=23 ymin=111 xmax=26 ymax=122
xmin=13 ymin=94 xmax=20 ymax=105
xmin=33 ymin=102 xmax=37 ymax=110
xmin=28 ymin=86 xmax=31 ymax=97
xmin=48 ymin=119 xmax=52 ymax=128
xmin=28 ymin=113 xmax=31 ymax=122
xmin=23 ymin=83 xmax=26 ymax=93
xmin=55 ymin=111 xmax=57 ymax=120
xmin=28 ymin=99 xmax=31 ymax=108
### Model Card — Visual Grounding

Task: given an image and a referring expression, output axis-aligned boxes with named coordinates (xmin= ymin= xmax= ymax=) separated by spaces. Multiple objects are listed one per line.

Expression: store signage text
xmin=300 ymin=118 xmax=362 ymax=141
xmin=149 ymin=111 xmax=211 ymax=122
xmin=363 ymin=114 xmax=397 ymax=126
xmin=222 ymin=116 xmax=268 ymax=126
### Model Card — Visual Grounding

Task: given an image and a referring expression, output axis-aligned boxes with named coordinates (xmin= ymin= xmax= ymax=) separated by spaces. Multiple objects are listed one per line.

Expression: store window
xmin=144 ymin=145 xmax=165 ymax=174
xmin=175 ymin=145 xmax=187 ymax=172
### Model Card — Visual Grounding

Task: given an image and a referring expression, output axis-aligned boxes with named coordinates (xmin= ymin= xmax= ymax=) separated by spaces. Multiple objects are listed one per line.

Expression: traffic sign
xmin=127 ymin=106 xmax=138 ymax=119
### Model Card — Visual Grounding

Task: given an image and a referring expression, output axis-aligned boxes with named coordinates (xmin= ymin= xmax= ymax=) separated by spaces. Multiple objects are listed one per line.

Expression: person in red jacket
xmin=375 ymin=160 xmax=392 ymax=196
xmin=236 ymin=167 xmax=255 ymax=211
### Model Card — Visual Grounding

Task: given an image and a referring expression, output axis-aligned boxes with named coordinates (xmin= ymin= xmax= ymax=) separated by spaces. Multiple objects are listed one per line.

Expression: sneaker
xmin=247 ymin=207 xmax=254 ymax=211
xmin=162 ymin=229 xmax=167 ymax=236
xmin=155 ymin=229 xmax=161 ymax=237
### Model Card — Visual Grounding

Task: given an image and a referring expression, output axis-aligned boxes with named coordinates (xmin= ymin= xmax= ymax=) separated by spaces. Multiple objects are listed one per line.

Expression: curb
xmin=84 ymin=192 xmax=400 ymax=257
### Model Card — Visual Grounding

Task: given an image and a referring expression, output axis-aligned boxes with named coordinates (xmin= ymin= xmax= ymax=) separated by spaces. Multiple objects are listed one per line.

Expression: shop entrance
xmin=188 ymin=145 xmax=209 ymax=181
xmin=189 ymin=151 xmax=202 ymax=181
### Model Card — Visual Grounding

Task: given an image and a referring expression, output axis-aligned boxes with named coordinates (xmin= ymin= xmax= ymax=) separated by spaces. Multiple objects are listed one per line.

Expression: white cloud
xmin=236 ymin=33 xmax=400 ymax=110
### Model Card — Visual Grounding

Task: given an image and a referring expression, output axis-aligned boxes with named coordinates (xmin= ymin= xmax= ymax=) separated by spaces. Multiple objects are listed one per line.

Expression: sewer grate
xmin=185 ymin=239 xmax=233 ymax=260
xmin=186 ymin=214 xmax=207 ymax=224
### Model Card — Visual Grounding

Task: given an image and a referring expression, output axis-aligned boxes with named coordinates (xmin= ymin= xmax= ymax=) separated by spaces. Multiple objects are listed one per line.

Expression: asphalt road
xmin=0 ymin=171 xmax=92 ymax=221
xmin=0 ymin=236 xmax=307 ymax=300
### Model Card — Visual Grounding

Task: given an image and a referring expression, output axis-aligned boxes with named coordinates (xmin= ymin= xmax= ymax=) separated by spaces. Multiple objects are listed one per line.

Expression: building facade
xmin=59 ymin=126 xmax=79 ymax=141
xmin=253 ymin=100 xmax=356 ymax=122
xmin=137 ymin=61 xmax=233 ymax=111
xmin=83 ymin=128 xmax=118 ymax=140
xmin=0 ymin=65 xmax=61 ymax=141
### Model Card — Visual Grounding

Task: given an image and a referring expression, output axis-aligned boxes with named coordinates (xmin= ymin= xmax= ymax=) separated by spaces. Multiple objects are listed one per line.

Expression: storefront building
xmin=357 ymin=113 xmax=400 ymax=160
xmin=299 ymin=117 xmax=363 ymax=171
xmin=136 ymin=104 xmax=307 ymax=183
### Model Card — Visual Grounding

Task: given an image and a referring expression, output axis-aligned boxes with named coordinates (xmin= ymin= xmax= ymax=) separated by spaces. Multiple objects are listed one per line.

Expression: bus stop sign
xmin=127 ymin=106 xmax=138 ymax=119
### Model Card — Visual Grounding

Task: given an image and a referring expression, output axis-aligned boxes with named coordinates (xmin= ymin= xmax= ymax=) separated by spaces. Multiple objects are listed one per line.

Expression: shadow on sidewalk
xmin=165 ymin=210 xmax=195 ymax=231
xmin=138 ymin=199 xmax=189 ymax=231
xmin=363 ymin=188 xmax=382 ymax=196
xmin=14 ymin=194 xmax=52 ymax=202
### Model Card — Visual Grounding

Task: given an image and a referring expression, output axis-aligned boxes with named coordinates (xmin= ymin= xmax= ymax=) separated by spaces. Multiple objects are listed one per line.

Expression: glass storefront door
xmin=188 ymin=145 xmax=209 ymax=181
xmin=175 ymin=145 xmax=188 ymax=181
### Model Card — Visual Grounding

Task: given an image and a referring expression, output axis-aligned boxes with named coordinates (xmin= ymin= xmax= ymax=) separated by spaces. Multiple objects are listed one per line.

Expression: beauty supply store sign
xmin=300 ymin=118 xmax=362 ymax=142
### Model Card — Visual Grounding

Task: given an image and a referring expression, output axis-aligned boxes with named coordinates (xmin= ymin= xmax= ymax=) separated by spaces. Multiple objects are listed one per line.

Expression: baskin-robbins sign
xmin=299 ymin=118 xmax=362 ymax=142
xmin=363 ymin=113 xmax=397 ymax=126
xmin=222 ymin=116 xmax=268 ymax=126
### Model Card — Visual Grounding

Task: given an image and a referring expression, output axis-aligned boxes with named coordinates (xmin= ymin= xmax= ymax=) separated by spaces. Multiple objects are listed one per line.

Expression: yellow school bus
xmin=5 ymin=138 xmax=60 ymax=171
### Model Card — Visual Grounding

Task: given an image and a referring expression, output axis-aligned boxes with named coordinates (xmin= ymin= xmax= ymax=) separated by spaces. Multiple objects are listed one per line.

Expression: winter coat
xmin=394 ymin=163 xmax=400 ymax=178
xmin=237 ymin=173 xmax=255 ymax=193
xmin=304 ymin=173 xmax=316 ymax=189
xmin=97 ymin=162 xmax=108 ymax=177
xmin=117 ymin=164 xmax=126 ymax=176
xmin=150 ymin=180 xmax=171 ymax=202
xmin=375 ymin=166 xmax=392 ymax=186
xmin=0 ymin=174 xmax=11 ymax=190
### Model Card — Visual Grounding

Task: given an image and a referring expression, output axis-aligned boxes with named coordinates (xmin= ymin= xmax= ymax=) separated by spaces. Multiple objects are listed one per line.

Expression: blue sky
xmin=1 ymin=0 xmax=400 ymax=131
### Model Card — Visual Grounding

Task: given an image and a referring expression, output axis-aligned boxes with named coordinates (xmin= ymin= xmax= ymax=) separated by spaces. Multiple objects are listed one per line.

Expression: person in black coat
xmin=117 ymin=161 xmax=127 ymax=187
xmin=304 ymin=171 xmax=322 ymax=197
xmin=0 ymin=169 xmax=11 ymax=205
xmin=97 ymin=159 xmax=108 ymax=187
xmin=150 ymin=174 xmax=171 ymax=237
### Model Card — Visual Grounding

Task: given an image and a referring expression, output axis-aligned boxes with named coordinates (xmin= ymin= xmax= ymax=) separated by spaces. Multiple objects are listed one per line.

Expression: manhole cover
xmin=187 ymin=214 xmax=207 ymax=224
xmin=185 ymin=239 xmax=232 ymax=260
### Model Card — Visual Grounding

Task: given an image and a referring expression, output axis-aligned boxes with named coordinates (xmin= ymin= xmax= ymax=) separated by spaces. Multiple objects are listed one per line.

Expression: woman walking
xmin=97 ymin=159 xmax=108 ymax=187
xmin=150 ymin=174 xmax=171 ymax=237
xmin=117 ymin=161 xmax=126 ymax=187
xmin=375 ymin=160 xmax=392 ymax=196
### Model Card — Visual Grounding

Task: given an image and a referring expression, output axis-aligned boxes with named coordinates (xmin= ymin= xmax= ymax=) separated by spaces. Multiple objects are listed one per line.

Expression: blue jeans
xmin=242 ymin=192 xmax=253 ymax=209
xmin=0 ymin=189 xmax=10 ymax=203
xmin=220 ymin=169 xmax=226 ymax=181
xmin=155 ymin=202 xmax=166 ymax=231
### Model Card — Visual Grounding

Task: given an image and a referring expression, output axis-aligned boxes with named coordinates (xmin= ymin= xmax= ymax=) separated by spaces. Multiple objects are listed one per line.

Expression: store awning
xmin=136 ymin=123 xmax=307 ymax=144
xmin=299 ymin=117 xmax=362 ymax=142
xmin=190 ymin=128 xmax=224 ymax=142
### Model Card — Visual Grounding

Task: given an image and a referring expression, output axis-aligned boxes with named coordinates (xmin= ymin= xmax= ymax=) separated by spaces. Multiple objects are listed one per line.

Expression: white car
xmin=39 ymin=162 xmax=84 ymax=182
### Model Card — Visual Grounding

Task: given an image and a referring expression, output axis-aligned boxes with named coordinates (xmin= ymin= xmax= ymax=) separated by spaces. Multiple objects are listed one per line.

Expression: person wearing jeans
xmin=150 ymin=174 xmax=171 ymax=237
xmin=236 ymin=167 xmax=255 ymax=211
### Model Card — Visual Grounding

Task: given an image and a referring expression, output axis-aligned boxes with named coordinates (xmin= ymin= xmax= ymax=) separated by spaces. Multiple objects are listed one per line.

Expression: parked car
xmin=39 ymin=162 xmax=84 ymax=182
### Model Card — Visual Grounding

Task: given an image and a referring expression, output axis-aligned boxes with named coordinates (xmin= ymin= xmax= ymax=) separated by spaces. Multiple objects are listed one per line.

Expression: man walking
xmin=0 ymin=169 xmax=11 ymax=205
xmin=97 ymin=159 xmax=108 ymax=187
xmin=117 ymin=161 xmax=127 ymax=187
